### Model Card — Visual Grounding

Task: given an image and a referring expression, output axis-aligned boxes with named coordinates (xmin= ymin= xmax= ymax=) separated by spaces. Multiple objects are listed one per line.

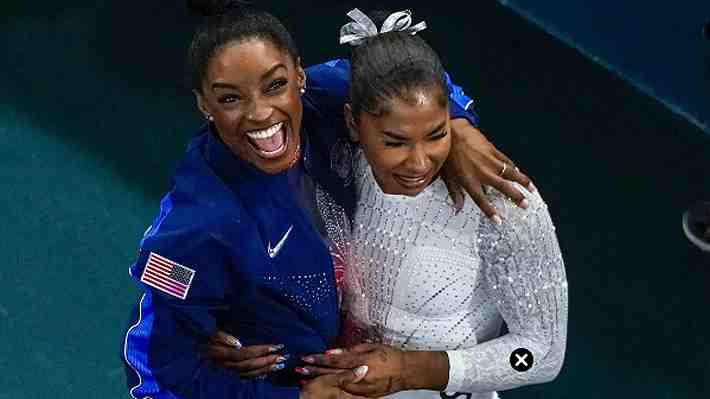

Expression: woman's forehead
xmin=409 ymin=90 xmax=434 ymax=106
xmin=381 ymin=90 xmax=446 ymax=118
xmin=365 ymin=93 xmax=448 ymax=134
xmin=207 ymin=39 xmax=294 ymax=81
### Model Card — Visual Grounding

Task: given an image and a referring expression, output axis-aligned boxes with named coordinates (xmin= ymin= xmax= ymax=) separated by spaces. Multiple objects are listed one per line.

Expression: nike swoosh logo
xmin=267 ymin=225 xmax=293 ymax=259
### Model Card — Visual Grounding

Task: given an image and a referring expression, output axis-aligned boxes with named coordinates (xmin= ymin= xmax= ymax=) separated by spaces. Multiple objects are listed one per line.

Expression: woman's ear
xmin=295 ymin=57 xmax=306 ymax=91
xmin=194 ymin=90 xmax=211 ymax=121
xmin=344 ymin=103 xmax=359 ymax=143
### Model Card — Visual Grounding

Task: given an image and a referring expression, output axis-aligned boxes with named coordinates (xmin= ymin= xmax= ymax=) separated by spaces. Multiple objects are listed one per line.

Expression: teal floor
xmin=1 ymin=1 xmax=709 ymax=398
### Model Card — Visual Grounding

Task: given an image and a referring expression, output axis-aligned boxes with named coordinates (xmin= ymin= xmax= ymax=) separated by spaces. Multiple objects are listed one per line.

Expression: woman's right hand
xmin=300 ymin=366 xmax=370 ymax=399
xmin=204 ymin=330 xmax=287 ymax=378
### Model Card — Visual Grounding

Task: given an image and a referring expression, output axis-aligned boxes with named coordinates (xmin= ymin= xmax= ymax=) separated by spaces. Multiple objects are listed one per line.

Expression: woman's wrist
xmin=450 ymin=118 xmax=488 ymax=146
xmin=450 ymin=117 xmax=473 ymax=131
xmin=401 ymin=351 xmax=450 ymax=391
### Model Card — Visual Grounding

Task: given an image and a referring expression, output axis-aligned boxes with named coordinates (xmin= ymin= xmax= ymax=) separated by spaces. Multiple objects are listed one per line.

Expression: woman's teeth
xmin=246 ymin=122 xmax=283 ymax=140
xmin=395 ymin=174 xmax=430 ymax=188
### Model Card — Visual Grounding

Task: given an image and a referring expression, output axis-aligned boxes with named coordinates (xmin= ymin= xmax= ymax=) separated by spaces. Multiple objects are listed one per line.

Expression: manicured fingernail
xmin=528 ymin=182 xmax=537 ymax=193
xmin=492 ymin=215 xmax=503 ymax=225
xmin=273 ymin=363 xmax=286 ymax=371
xmin=326 ymin=348 xmax=344 ymax=356
xmin=354 ymin=365 xmax=369 ymax=378
xmin=226 ymin=335 xmax=242 ymax=348
xmin=269 ymin=344 xmax=285 ymax=353
xmin=276 ymin=354 xmax=290 ymax=363
xmin=519 ymin=199 xmax=529 ymax=209
xmin=299 ymin=380 xmax=309 ymax=386
xmin=295 ymin=367 xmax=310 ymax=375
xmin=452 ymin=201 xmax=463 ymax=215
xmin=302 ymin=356 xmax=315 ymax=363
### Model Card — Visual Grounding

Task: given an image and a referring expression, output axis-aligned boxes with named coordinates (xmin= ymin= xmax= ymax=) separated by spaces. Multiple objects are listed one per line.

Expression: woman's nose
xmin=405 ymin=145 xmax=431 ymax=174
xmin=246 ymin=98 xmax=273 ymax=122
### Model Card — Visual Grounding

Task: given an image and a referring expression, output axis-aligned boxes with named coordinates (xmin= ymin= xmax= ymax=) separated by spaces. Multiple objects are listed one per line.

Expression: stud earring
xmin=206 ymin=114 xmax=214 ymax=122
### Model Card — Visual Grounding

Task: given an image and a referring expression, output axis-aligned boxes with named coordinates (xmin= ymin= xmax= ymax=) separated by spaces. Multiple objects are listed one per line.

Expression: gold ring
xmin=498 ymin=163 xmax=508 ymax=177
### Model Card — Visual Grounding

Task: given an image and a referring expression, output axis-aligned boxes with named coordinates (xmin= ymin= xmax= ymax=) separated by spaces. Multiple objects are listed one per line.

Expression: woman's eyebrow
xmin=381 ymin=130 xmax=408 ymax=141
xmin=260 ymin=64 xmax=287 ymax=81
xmin=382 ymin=121 xmax=447 ymax=140
xmin=210 ymin=64 xmax=287 ymax=91
xmin=426 ymin=121 xmax=448 ymax=136
xmin=211 ymin=82 xmax=239 ymax=91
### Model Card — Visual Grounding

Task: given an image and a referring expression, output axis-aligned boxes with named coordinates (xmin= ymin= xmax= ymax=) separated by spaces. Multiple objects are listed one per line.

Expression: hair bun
xmin=186 ymin=0 xmax=251 ymax=17
xmin=367 ymin=10 xmax=392 ymax=28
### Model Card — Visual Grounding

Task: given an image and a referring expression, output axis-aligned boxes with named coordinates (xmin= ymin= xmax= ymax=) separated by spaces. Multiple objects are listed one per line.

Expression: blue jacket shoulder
xmin=303 ymin=59 xmax=350 ymax=115
xmin=139 ymin=133 xmax=248 ymax=260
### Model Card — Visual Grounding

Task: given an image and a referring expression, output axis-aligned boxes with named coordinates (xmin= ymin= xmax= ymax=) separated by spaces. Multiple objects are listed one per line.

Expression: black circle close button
xmin=510 ymin=348 xmax=534 ymax=372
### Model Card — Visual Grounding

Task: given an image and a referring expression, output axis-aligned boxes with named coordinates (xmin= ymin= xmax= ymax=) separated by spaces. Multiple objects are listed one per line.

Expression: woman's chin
xmin=382 ymin=185 xmax=427 ymax=197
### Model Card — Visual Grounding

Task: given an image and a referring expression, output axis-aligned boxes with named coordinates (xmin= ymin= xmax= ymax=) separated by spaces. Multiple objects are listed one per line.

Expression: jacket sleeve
xmin=444 ymin=71 xmax=480 ymax=126
xmin=122 ymin=233 xmax=300 ymax=399
xmin=304 ymin=58 xmax=480 ymax=126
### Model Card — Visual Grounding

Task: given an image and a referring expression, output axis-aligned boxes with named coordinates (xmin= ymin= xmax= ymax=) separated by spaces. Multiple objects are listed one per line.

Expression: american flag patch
xmin=140 ymin=252 xmax=196 ymax=300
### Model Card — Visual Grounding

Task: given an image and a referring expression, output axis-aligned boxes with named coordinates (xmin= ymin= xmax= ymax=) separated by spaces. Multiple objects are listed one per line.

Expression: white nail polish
xmin=492 ymin=215 xmax=503 ymax=226
xmin=227 ymin=336 xmax=242 ymax=349
xmin=354 ymin=365 xmax=369 ymax=378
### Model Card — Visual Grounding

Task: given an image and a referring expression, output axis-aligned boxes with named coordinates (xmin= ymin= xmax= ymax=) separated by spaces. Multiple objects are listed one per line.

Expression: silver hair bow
xmin=339 ymin=8 xmax=427 ymax=46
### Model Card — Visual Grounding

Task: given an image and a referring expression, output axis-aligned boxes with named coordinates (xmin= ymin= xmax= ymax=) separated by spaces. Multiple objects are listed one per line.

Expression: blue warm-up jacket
xmin=122 ymin=59 xmax=478 ymax=399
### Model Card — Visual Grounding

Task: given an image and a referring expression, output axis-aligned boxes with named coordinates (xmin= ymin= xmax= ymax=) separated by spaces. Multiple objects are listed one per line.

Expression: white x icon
xmin=514 ymin=353 xmax=529 ymax=367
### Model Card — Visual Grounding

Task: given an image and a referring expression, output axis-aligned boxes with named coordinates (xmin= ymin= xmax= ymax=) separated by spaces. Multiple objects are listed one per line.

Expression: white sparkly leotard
xmin=342 ymin=152 xmax=568 ymax=399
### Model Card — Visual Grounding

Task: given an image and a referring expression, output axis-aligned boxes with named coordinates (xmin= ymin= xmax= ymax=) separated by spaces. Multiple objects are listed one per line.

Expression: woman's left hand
xmin=300 ymin=344 xmax=407 ymax=398
xmin=443 ymin=119 xmax=536 ymax=221
xmin=204 ymin=330 xmax=286 ymax=378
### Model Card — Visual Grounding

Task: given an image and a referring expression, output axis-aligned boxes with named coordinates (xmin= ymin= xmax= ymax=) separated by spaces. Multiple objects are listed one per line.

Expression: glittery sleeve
xmin=445 ymin=185 xmax=568 ymax=393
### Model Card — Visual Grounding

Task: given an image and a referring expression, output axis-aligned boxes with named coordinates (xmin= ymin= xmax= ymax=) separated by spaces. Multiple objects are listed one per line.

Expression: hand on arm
xmin=300 ymin=344 xmax=449 ymax=397
xmin=304 ymin=60 xmax=537 ymax=221
xmin=205 ymin=329 xmax=371 ymax=398
xmin=300 ymin=367 xmax=370 ymax=399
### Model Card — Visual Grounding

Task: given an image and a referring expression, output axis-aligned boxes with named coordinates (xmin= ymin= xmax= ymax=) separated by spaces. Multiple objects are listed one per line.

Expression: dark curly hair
xmin=186 ymin=0 xmax=299 ymax=92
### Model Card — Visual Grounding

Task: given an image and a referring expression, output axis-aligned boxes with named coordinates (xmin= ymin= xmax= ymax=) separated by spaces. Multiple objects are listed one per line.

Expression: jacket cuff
xmin=449 ymin=99 xmax=480 ymax=127
xmin=444 ymin=349 xmax=468 ymax=393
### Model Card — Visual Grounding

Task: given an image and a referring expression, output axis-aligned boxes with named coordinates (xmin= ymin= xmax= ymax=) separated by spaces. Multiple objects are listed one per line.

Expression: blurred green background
xmin=1 ymin=1 xmax=708 ymax=398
